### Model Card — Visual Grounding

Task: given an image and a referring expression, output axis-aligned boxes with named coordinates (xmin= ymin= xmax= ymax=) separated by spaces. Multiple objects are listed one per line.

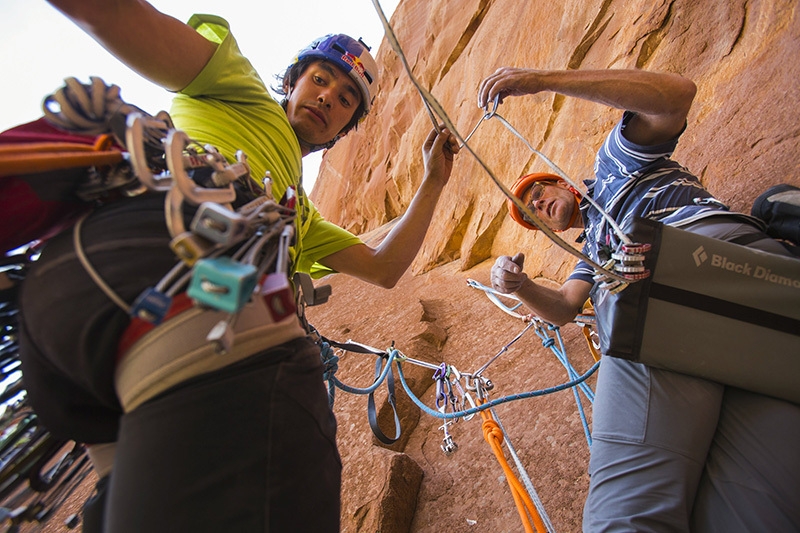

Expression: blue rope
xmin=323 ymin=348 xmax=397 ymax=396
xmin=319 ymin=341 xmax=339 ymax=407
xmin=539 ymin=324 xmax=595 ymax=403
xmin=318 ymin=316 xmax=599 ymax=447
xmin=554 ymin=337 xmax=594 ymax=448
xmin=532 ymin=323 xmax=595 ymax=446
xmin=394 ymin=353 xmax=601 ymax=420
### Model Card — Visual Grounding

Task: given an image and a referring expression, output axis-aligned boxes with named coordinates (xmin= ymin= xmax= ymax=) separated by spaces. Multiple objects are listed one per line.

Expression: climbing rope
xmin=323 ymin=343 xmax=598 ymax=420
xmin=531 ymin=320 xmax=594 ymax=446
xmin=316 ymin=265 xmax=604 ymax=532
xmin=492 ymin=407 xmax=558 ymax=533
xmin=467 ymin=278 xmax=595 ymax=445
xmin=316 ymin=316 xmax=599 ymax=533
xmin=317 ymin=324 xmax=598 ymax=533
xmin=479 ymin=401 xmax=547 ymax=533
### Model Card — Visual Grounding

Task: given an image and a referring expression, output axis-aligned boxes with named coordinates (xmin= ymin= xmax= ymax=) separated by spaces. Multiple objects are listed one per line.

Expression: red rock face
xmin=313 ymin=0 xmax=800 ymax=275
xmin=306 ymin=1 xmax=800 ymax=531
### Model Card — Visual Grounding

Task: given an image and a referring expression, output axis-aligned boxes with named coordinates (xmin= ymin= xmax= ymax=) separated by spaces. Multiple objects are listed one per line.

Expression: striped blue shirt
xmin=569 ymin=111 xmax=763 ymax=284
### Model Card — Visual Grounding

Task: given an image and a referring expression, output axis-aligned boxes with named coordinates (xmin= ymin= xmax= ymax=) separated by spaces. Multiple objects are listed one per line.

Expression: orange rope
xmin=0 ymin=135 xmax=122 ymax=176
xmin=581 ymin=325 xmax=601 ymax=362
xmin=479 ymin=403 xmax=547 ymax=533
xmin=579 ymin=300 xmax=601 ymax=362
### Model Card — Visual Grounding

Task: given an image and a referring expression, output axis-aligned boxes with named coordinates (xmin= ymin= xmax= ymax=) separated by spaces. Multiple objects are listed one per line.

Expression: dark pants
xmin=106 ymin=337 xmax=341 ymax=533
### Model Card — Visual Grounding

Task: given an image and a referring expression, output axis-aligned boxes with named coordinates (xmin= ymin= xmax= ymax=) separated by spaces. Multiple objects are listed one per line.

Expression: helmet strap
xmin=557 ymin=184 xmax=582 ymax=231
xmin=298 ymin=136 xmax=338 ymax=153
xmin=563 ymin=196 xmax=581 ymax=230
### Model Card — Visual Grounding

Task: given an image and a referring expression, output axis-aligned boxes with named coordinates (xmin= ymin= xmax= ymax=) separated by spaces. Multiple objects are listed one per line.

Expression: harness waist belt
xmin=593 ymin=218 xmax=800 ymax=404
xmin=115 ymin=296 xmax=306 ymax=412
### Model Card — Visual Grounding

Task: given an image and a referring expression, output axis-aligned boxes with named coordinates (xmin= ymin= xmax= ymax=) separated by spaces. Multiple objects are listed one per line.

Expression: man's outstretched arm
xmin=318 ymin=126 xmax=459 ymax=289
xmin=491 ymin=253 xmax=592 ymax=326
xmin=478 ymin=68 xmax=697 ymax=146
xmin=47 ymin=0 xmax=216 ymax=91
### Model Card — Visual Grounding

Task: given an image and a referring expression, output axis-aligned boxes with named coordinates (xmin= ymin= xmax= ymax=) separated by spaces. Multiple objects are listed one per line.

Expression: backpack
xmin=751 ymin=183 xmax=800 ymax=256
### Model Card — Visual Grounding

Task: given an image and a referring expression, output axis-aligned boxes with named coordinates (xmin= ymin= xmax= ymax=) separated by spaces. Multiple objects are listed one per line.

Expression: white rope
xmin=492 ymin=407 xmax=558 ymax=533
xmin=466 ymin=278 xmax=527 ymax=320
xmin=73 ymin=214 xmax=132 ymax=314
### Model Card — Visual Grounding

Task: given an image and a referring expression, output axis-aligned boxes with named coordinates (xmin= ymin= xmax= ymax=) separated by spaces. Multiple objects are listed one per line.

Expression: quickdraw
xmin=433 ymin=362 xmax=461 ymax=454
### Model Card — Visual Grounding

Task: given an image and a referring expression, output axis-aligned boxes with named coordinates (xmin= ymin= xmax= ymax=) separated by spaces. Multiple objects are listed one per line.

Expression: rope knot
xmin=482 ymin=418 xmax=504 ymax=445
xmin=542 ymin=338 xmax=556 ymax=348
xmin=319 ymin=341 xmax=339 ymax=382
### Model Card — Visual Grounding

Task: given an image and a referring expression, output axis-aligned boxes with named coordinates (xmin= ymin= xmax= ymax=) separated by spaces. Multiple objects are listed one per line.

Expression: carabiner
xmin=482 ymin=93 xmax=501 ymax=120
xmin=125 ymin=113 xmax=172 ymax=192
xmin=166 ymin=130 xmax=236 ymax=205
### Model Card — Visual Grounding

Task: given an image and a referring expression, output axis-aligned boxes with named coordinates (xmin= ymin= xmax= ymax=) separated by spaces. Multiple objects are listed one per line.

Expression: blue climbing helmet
xmin=293 ymin=34 xmax=379 ymax=119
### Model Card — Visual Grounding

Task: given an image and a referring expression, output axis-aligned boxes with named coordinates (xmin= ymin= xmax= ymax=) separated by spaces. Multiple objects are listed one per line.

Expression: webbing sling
xmin=323 ymin=338 xmax=402 ymax=445
xmin=593 ymin=217 xmax=800 ymax=404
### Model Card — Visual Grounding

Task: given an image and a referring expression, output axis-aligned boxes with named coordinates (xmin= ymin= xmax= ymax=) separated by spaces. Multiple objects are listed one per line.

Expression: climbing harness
xmin=29 ymin=76 xmax=312 ymax=411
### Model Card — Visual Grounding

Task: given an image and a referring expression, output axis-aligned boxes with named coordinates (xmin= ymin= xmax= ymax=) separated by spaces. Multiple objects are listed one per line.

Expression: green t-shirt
xmin=170 ymin=14 xmax=361 ymax=277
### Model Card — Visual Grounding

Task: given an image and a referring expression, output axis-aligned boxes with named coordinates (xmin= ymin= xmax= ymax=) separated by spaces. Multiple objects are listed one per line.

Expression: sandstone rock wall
xmin=312 ymin=0 xmax=800 ymax=278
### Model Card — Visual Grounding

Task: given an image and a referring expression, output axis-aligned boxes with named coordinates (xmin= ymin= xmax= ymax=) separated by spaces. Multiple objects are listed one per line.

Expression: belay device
xmin=593 ymin=217 xmax=800 ymax=404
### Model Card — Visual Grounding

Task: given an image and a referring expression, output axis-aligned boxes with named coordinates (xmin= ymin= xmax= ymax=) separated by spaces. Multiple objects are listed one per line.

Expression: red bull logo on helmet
xmin=341 ymin=51 xmax=367 ymax=81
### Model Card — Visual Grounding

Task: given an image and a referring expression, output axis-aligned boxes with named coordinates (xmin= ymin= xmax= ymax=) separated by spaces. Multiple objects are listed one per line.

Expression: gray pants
xmin=583 ymin=218 xmax=800 ymax=532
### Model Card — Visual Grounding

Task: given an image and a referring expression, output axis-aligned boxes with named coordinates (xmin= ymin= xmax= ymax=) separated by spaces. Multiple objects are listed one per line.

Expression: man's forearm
xmin=514 ymin=277 xmax=592 ymax=326
xmin=479 ymin=67 xmax=696 ymax=145
xmin=46 ymin=0 xmax=215 ymax=91
xmin=370 ymin=174 xmax=446 ymax=284
xmin=317 ymin=173 xmax=448 ymax=289
xmin=536 ymin=69 xmax=696 ymax=117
